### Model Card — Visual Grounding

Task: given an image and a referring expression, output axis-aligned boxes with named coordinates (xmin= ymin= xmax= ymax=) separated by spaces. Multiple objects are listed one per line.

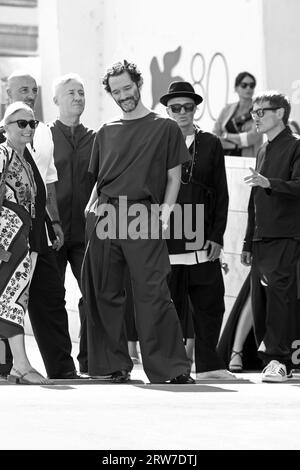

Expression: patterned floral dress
xmin=0 ymin=143 xmax=36 ymax=337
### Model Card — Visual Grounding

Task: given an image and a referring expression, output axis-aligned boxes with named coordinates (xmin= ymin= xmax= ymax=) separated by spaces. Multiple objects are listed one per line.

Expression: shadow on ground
xmin=134 ymin=384 xmax=237 ymax=393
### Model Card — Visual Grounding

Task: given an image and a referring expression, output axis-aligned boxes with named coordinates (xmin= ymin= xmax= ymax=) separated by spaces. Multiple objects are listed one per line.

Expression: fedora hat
xmin=160 ymin=81 xmax=203 ymax=106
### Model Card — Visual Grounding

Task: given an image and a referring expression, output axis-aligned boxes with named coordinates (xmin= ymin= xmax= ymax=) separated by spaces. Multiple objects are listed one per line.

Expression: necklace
xmin=180 ymin=128 xmax=196 ymax=185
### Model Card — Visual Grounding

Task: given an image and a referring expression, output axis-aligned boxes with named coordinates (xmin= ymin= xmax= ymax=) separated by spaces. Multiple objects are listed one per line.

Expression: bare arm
xmin=85 ymin=182 xmax=98 ymax=217
xmin=213 ymin=107 xmax=239 ymax=150
xmin=46 ymin=183 xmax=60 ymax=219
xmin=160 ymin=165 xmax=181 ymax=229
xmin=223 ymin=121 xmax=262 ymax=148
xmin=46 ymin=182 xmax=64 ymax=250
xmin=223 ymin=132 xmax=242 ymax=146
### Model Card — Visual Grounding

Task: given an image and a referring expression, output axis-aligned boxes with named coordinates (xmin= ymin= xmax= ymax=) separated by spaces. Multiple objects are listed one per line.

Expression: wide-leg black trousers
xmin=28 ymin=248 xmax=76 ymax=377
xmin=82 ymin=229 xmax=190 ymax=383
xmin=54 ymin=241 xmax=88 ymax=373
xmin=169 ymin=261 xmax=225 ymax=373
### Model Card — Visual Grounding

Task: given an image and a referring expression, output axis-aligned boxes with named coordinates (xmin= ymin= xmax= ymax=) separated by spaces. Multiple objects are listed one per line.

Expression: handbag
xmin=0 ymin=145 xmax=12 ymax=262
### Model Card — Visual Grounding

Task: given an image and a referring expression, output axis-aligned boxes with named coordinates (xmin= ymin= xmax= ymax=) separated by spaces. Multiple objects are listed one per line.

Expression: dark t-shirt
xmin=89 ymin=112 xmax=190 ymax=204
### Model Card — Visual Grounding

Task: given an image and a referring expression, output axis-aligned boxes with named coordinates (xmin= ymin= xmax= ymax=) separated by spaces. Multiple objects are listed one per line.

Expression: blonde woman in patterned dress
xmin=0 ymin=102 xmax=51 ymax=384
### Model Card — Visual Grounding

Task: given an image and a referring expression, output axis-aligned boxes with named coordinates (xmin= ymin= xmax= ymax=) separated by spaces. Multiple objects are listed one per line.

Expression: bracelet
xmin=51 ymin=220 xmax=62 ymax=226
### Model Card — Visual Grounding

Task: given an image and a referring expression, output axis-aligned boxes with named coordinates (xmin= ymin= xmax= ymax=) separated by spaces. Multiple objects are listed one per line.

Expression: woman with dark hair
xmin=213 ymin=71 xmax=262 ymax=157
xmin=213 ymin=73 xmax=262 ymax=372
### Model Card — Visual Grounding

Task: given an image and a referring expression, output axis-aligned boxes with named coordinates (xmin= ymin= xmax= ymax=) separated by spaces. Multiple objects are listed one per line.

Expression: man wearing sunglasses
xmin=242 ymin=91 xmax=300 ymax=382
xmin=160 ymin=81 xmax=233 ymax=380
xmin=0 ymin=71 xmax=80 ymax=380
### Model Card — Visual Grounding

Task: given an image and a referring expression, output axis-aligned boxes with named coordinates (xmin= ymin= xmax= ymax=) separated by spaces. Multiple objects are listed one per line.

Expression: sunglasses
xmin=250 ymin=107 xmax=280 ymax=119
xmin=7 ymin=119 xmax=39 ymax=129
xmin=168 ymin=103 xmax=196 ymax=113
xmin=239 ymin=82 xmax=256 ymax=89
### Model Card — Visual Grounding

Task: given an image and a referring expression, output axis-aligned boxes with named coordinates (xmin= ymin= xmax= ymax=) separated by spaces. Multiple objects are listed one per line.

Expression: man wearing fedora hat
xmin=160 ymin=81 xmax=235 ymax=380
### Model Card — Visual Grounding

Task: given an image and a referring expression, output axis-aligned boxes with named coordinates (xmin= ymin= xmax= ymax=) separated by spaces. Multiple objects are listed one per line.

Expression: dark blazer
xmin=243 ymin=127 xmax=300 ymax=251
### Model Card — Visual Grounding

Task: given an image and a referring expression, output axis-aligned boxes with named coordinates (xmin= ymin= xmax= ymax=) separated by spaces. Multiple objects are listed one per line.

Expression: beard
xmin=117 ymin=88 xmax=140 ymax=113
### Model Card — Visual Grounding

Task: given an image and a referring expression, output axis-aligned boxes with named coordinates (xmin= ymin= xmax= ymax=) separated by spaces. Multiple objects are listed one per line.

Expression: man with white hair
xmin=0 ymin=71 xmax=80 ymax=380
xmin=49 ymin=73 xmax=96 ymax=374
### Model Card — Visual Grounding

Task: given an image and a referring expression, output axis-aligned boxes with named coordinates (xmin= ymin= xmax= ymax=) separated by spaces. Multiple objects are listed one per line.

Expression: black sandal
xmin=229 ymin=350 xmax=243 ymax=373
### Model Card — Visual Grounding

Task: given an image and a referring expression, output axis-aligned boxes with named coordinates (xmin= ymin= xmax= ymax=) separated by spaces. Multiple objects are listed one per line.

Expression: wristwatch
xmin=51 ymin=220 xmax=62 ymax=226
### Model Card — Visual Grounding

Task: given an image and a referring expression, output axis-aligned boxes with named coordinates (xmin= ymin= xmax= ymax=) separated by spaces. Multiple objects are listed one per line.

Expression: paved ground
xmin=1 ymin=334 xmax=300 ymax=451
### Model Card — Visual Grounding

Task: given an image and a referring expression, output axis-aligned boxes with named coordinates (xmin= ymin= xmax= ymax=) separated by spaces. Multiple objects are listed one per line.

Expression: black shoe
xmin=49 ymin=370 xmax=84 ymax=379
xmin=110 ymin=370 xmax=131 ymax=383
xmin=170 ymin=373 xmax=195 ymax=384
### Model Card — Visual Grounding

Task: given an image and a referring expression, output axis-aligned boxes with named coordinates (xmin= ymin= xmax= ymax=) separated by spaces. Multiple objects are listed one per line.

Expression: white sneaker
xmin=196 ymin=369 xmax=237 ymax=380
xmin=261 ymin=360 xmax=289 ymax=383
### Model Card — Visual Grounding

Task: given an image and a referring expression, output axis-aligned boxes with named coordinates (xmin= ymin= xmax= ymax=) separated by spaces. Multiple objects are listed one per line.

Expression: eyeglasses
xmin=168 ymin=103 xmax=196 ymax=113
xmin=239 ymin=82 xmax=256 ymax=89
xmin=250 ymin=107 xmax=280 ymax=119
xmin=7 ymin=119 xmax=39 ymax=129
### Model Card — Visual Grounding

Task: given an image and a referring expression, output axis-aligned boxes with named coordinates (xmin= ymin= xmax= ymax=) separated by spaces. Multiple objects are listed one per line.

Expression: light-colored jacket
xmin=213 ymin=102 xmax=262 ymax=158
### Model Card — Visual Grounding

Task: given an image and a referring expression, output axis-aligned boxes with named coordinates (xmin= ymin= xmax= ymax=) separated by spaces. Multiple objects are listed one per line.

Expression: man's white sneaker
xmin=196 ymin=369 xmax=237 ymax=380
xmin=261 ymin=360 xmax=289 ymax=383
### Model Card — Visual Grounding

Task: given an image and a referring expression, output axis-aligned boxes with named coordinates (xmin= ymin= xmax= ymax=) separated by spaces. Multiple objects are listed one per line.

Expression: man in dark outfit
xmin=160 ymin=81 xmax=234 ymax=380
xmin=242 ymin=91 xmax=300 ymax=382
xmin=82 ymin=60 xmax=194 ymax=384
xmin=0 ymin=72 xmax=79 ymax=380
xmin=50 ymin=73 xmax=96 ymax=374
